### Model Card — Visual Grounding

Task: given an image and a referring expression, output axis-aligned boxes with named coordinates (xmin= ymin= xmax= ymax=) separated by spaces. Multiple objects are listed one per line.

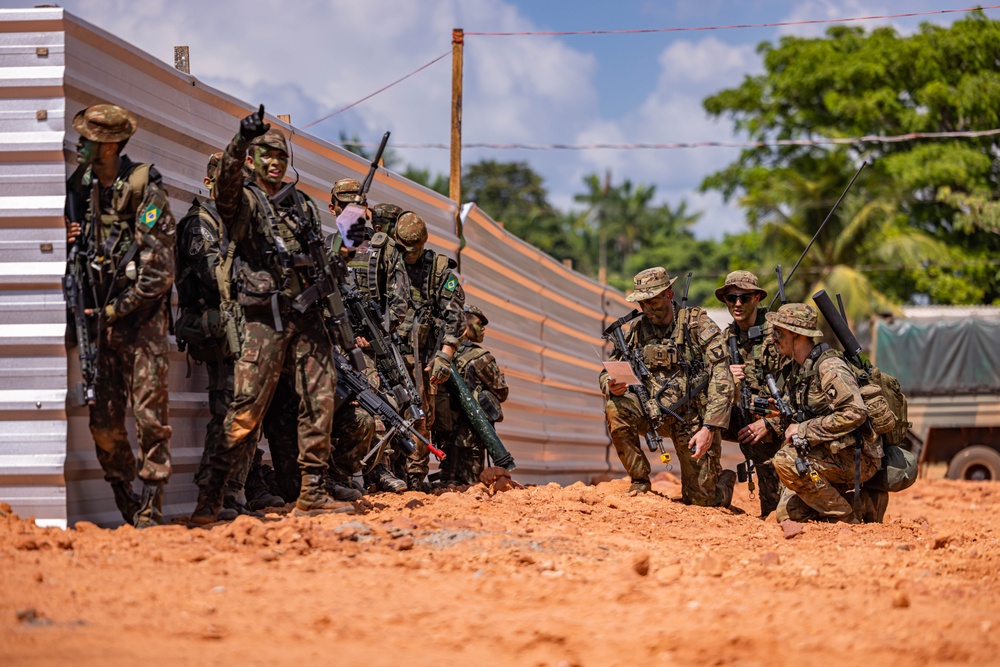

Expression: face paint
xmin=76 ymin=138 xmax=100 ymax=165
xmin=401 ymin=242 xmax=424 ymax=264
xmin=467 ymin=316 xmax=485 ymax=343
xmin=253 ymin=147 xmax=288 ymax=186
xmin=639 ymin=291 xmax=674 ymax=326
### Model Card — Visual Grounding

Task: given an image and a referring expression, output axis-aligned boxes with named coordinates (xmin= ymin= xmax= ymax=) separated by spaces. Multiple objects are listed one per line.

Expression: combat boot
xmin=190 ymin=467 xmax=227 ymax=526
xmin=324 ymin=471 xmax=363 ymax=502
xmin=627 ymin=477 xmax=651 ymax=496
xmin=133 ymin=481 xmax=164 ymax=529
xmin=714 ymin=469 xmax=737 ymax=509
xmin=861 ymin=488 xmax=890 ymax=523
xmin=406 ymin=473 xmax=431 ymax=493
xmin=373 ymin=464 xmax=407 ymax=494
xmin=245 ymin=464 xmax=286 ymax=510
xmin=294 ymin=474 xmax=356 ymax=515
xmin=110 ymin=480 xmax=141 ymax=525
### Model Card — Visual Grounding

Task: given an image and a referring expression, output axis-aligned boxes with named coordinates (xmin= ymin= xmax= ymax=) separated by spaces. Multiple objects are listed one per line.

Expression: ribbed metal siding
xmin=0 ymin=7 xmax=624 ymax=523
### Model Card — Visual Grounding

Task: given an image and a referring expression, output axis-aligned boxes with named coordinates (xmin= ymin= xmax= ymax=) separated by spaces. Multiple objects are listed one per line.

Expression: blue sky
xmin=4 ymin=0 xmax=994 ymax=238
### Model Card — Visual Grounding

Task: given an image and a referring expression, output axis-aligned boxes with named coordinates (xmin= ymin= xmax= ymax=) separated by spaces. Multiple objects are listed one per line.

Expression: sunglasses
xmin=724 ymin=292 xmax=757 ymax=304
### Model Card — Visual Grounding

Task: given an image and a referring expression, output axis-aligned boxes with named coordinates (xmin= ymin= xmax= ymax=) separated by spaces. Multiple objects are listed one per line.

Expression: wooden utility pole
xmin=450 ymin=29 xmax=464 ymax=242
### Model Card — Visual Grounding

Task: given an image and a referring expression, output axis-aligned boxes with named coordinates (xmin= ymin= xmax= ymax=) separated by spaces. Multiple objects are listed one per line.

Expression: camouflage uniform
xmin=716 ymin=272 xmax=790 ymax=517
xmin=766 ymin=304 xmax=882 ymax=522
xmin=263 ymin=369 xmax=375 ymax=502
xmin=66 ymin=104 xmax=175 ymax=526
xmin=347 ymin=202 xmax=410 ymax=332
xmin=193 ymin=121 xmax=344 ymax=521
xmin=435 ymin=305 xmax=509 ymax=485
xmin=600 ymin=268 xmax=735 ymax=506
xmin=395 ymin=212 xmax=466 ymax=485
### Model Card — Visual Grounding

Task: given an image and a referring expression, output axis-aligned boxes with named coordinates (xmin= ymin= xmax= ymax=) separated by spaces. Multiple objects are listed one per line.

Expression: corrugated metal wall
xmin=0 ymin=7 xmax=633 ymax=525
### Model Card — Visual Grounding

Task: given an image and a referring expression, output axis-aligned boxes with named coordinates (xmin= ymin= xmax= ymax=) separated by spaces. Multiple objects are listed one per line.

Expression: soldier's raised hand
xmin=240 ymin=104 xmax=270 ymax=142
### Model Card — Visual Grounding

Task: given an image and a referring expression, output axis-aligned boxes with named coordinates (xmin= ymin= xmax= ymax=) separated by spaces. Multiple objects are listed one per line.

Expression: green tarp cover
xmin=874 ymin=318 xmax=1000 ymax=395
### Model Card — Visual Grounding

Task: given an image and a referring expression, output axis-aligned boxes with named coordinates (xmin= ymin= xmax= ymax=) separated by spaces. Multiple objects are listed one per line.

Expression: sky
xmin=6 ymin=0 xmax=995 ymax=238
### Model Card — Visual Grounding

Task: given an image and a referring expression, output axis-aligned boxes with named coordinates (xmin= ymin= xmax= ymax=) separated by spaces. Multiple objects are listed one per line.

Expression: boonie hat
xmin=73 ymin=104 xmax=137 ymax=143
xmin=250 ymin=128 xmax=289 ymax=156
xmin=625 ymin=267 xmax=678 ymax=303
xmin=395 ymin=212 xmax=427 ymax=250
xmin=765 ymin=303 xmax=823 ymax=338
xmin=715 ymin=270 xmax=767 ymax=302
xmin=464 ymin=303 xmax=489 ymax=326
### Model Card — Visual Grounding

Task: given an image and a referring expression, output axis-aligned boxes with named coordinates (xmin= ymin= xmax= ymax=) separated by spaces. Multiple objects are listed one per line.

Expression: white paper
xmin=336 ymin=204 xmax=368 ymax=249
xmin=603 ymin=361 xmax=640 ymax=386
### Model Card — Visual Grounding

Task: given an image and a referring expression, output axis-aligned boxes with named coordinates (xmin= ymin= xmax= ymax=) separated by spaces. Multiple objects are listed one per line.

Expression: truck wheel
xmin=946 ymin=446 xmax=1000 ymax=481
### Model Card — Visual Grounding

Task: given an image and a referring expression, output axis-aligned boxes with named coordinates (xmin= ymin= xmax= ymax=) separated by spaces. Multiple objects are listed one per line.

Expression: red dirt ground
xmin=2 ymin=472 xmax=998 ymax=667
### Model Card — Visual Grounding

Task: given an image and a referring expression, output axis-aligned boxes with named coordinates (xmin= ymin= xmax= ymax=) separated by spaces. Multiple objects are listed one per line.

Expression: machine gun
xmin=332 ymin=351 xmax=444 ymax=472
xmin=447 ymin=364 xmax=515 ymax=470
xmin=341 ymin=284 xmax=423 ymax=422
xmin=62 ymin=184 xmax=99 ymax=406
xmin=602 ymin=309 xmax=673 ymax=465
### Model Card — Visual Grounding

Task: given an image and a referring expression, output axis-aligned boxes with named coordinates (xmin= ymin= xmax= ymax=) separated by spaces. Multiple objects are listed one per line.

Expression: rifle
xmin=332 ymin=351 xmax=442 ymax=471
xmin=62 ymin=185 xmax=98 ymax=406
xmin=767 ymin=161 xmax=868 ymax=310
xmin=602 ymin=309 xmax=673 ymax=465
xmin=271 ymin=185 xmax=365 ymax=372
xmin=341 ymin=284 xmax=423 ymax=422
xmin=448 ymin=364 xmax=515 ymax=470
xmin=359 ymin=132 xmax=390 ymax=205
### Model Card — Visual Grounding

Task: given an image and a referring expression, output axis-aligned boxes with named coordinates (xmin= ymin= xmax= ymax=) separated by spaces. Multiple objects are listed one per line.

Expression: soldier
xmin=716 ymin=270 xmax=790 ymax=517
xmin=190 ymin=104 xmax=354 ymax=522
xmin=394 ymin=212 xmax=466 ymax=491
xmin=64 ymin=103 xmax=175 ymax=527
xmin=600 ymin=267 xmax=736 ymax=505
xmin=175 ymin=152 xmax=283 ymax=520
xmin=434 ymin=304 xmax=509 ymax=486
xmin=766 ymin=303 xmax=883 ymax=523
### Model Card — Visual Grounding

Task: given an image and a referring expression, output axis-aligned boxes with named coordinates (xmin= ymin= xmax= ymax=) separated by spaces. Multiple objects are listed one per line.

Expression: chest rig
xmin=789 ymin=343 xmax=835 ymax=421
xmin=81 ymin=160 xmax=152 ymax=303
xmin=400 ymin=250 xmax=452 ymax=356
xmin=348 ymin=231 xmax=391 ymax=303
xmin=244 ymin=182 xmax=320 ymax=298
xmin=634 ymin=307 xmax=708 ymax=415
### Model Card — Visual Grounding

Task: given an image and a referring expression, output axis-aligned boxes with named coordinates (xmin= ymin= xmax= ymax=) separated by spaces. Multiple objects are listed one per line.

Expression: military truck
xmin=872 ymin=306 xmax=1000 ymax=481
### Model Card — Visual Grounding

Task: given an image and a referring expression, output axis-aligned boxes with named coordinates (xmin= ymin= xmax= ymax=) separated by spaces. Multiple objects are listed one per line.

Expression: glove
xmin=427 ymin=350 xmax=453 ymax=385
xmin=239 ymin=103 xmax=270 ymax=142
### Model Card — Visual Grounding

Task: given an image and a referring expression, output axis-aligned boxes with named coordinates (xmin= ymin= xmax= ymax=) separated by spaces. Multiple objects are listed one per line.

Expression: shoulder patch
xmin=142 ymin=203 xmax=160 ymax=228
xmin=444 ymin=276 xmax=458 ymax=292
xmin=827 ymin=386 xmax=838 ymax=401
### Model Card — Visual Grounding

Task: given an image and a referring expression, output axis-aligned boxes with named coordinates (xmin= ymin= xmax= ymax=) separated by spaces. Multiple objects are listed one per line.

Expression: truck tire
xmin=946 ymin=445 xmax=1000 ymax=481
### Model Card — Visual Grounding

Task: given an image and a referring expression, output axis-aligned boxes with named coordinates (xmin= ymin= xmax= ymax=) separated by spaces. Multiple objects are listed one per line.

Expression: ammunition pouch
xmin=861 ymin=382 xmax=895 ymax=435
xmin=642 ymin=343 xmax=677 ymax=369
xmin=236 ymin=264 xmax=278 ymax=311
xmin=175 ymin=307 xmax=229 ymax=362
xmin=476 ymin=389 xmax=503 ymax=423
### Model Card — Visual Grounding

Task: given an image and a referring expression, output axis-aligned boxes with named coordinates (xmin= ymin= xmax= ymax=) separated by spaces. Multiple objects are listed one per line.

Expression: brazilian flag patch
xmin=142 ymin=204 xmax=160 ymax=228
xmin=444 ymin=277 xmax=458 ymax=292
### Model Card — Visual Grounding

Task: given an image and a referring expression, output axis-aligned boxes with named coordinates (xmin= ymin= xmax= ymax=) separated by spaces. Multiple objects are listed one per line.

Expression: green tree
xmin=702 ymin=12 xmax=1000 ymax=305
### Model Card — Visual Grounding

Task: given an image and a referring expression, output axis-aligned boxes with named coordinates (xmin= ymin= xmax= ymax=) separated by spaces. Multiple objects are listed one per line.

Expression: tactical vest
xmin=348 ymin=231 xmax=394 ymax=304
xmin=175 ymin=199 xmax=230 ymax=362
xmin=633 ymin=306 xmax=711 ymax=415
xmin=78 ymin=160 xmax=153 ymax=304
xmin=400 ymin=250 xmax=455 ymax=355
xmin=791 ymin=344 xmax=884 ymax=458
xmin=454 ymin=341 xmax=505 ymax=423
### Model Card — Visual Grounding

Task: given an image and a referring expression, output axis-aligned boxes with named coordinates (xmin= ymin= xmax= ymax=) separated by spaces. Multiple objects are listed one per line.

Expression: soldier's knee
xmin=771 ymin=446 xmax=798 ymax=484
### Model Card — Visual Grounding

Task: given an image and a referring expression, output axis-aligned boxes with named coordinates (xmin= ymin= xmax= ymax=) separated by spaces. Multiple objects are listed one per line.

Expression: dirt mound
xmin=2 ymin=480 xmax=999 ymax=666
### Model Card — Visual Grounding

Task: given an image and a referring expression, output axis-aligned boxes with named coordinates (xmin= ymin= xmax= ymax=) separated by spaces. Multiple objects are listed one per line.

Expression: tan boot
xmin=294 ymin=474 xmax=356 ymax=515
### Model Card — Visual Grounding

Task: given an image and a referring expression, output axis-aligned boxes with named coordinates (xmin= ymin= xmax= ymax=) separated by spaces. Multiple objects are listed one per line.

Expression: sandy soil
xmin=2 ymin=471 xmax=998 ymax=667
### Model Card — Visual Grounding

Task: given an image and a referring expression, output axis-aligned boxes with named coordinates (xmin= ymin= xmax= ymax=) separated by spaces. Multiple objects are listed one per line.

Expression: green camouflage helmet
xmin=372 ymin=202 xmax=403 ymax=226
xmin=394 ymin=211 xmax=427 ymax=250
xmin=250 ymin=128 xmax=289 ymax=156
xmin=765 ymin=303 xmax=823 ymax=338
xmin=73 ymin=104 xmax=137 ymax=143
xmin=331 ymin=178 xmax=362 ymax=204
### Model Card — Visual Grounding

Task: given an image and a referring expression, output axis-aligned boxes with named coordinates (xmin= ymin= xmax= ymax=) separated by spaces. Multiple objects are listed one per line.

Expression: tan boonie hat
xmin=331 ymin=178 xmax=362 ymax=203
xmin=464 ymin=303 xmax=488 ymax=326
xmin=395 ymin=212 xmax=427 ymax=250
xmin=250 ymin=128 xmax=289 ymax=156
xmin=765 ymin=303 xmax=823 ymax=338
xmin=715 ymin=270 xmax=767 ymax=302
xmin=73 ymin=104 xmax=137 ymax=143
xmin=625 ymin=267 xmax=678 ymax=303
